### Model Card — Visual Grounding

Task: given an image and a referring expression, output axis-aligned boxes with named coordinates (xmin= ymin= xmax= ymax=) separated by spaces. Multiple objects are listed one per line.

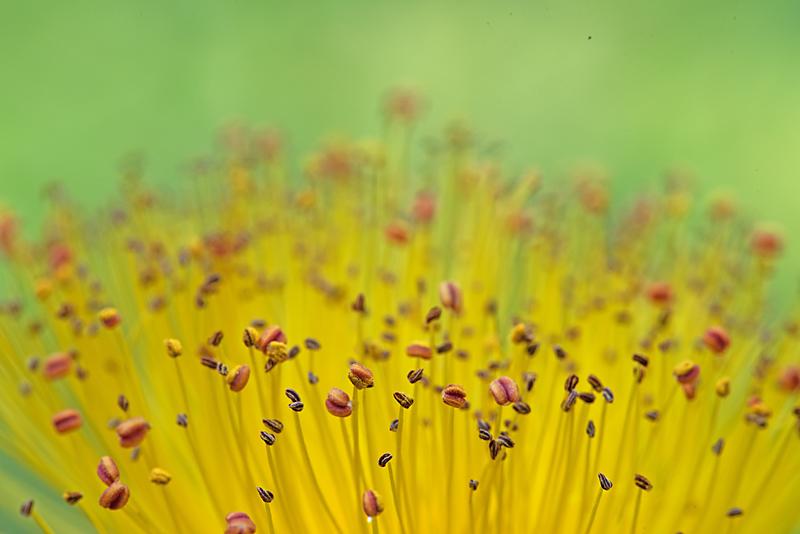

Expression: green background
xmin=1 ymin=0 xmax=799 ymax=527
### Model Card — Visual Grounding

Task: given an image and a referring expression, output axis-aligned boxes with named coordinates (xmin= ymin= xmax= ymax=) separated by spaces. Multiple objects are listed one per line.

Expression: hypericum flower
xmin=2 ymin=102 xmax=799 ymax=534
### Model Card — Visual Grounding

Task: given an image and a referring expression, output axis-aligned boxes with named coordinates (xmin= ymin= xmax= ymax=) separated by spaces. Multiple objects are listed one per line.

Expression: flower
xmin=2 ymin=101 xmax=799 ymax=534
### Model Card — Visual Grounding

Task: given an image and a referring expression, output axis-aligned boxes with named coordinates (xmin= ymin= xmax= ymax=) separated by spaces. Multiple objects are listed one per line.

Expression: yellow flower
xmin=2 ymin=105 xmax=799 ymax=534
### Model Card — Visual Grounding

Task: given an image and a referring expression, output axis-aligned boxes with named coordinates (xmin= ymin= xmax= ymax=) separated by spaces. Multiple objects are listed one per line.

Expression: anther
xmin=703 ymin=326 xmax=730 ymax=354
xmin=522 ymin=372 xmax=537 ymax=392
xmin=389 ymin=419 xmax=399 ymax=432
xmin=442 ymin=384 xmax=468 ymax=408
xmin=406 ymin=342 xmax=433 ymax=360
xmin=587 ymin=420 xmax=596 ymax=438
xmin=63 ymin=491 xmax=83 ymax=505
xmin=43 ymin=352 xmax=72 ymax=380
xmin=116 ymin=417 xmax=150 ymax=448
xmin=285 ymin=388 xmax=301 ymax=402
xmin=208 ymin=330 xmax=224 ymax=346
xmin=673 ymin=360 xmax=700 ymax=384
xmin=393 ymin=391 xmax=415 ymax=409
xmin=527 ymin=342 xmax=540 ymax=356
xmin=262 ymin=419 xmax=284 ymax=433
xmin=645 ymin=410 xmax=659 ymax=421
xmin=348 ymin=363 xmax=375 ymax=389
xmin=177 ymin=413 xmax=188 ymax=427
xmin=715 ymin=377 xmax=731 ymax=397
xmin=201 ymin=356 xmax=219 ymax=370
xmin=579 ymin=392 xmax=596 ymax=404
xmin=289 ymin=401 xmax=304 ymax=412
xmin=512 ymin=401 xmax=531 ymax=415
xmin=378 ymin=453 xmax=393 ymax=467
xmin=587 ymin=374 xmax=603 ymax=392
xmin=164 ymin=338 xmax=183 ymax=357
xmin=426 ymin=306 xmax=442 ymax=324
xmin=52 ymin=409 xmax=82 ymax=434
xmin=20 ymin=500 xmax=33 ymax=517
xmin=363 ymin=489 xmax=384 ymax=518
xmin=439 ymin=281 xmax=463 ymax=313
xmin=407 ymin=368 xmax=424 ymax=384
xmin=488 ymin=439 xmax=502 ymax=460
xmin=598 ymin=473 xmax=613 ymax=491
xmin=727 ymin=507 xmax=743 ymax=517
xmin=632 ymin=354 xmax=649 ymax=367
xmin=490 ymin=376 xmax=521 ymax=406
xmin=149 ymin=468 xmax=172 ymax=485
xmin=437 ymin=340 xmax=453 ymax=353
xmin=351 ymin=293 xmax=366 ymax=313
xmin=227 ymin=365 xmax=251 ymax=392
xmin=497 ymin=434 xmax=515 ymax=448
xmin=479 ymin=428 xmax=493 ymax=441
xmin=469 ymin=479 xmax=479 ymax=491
xmin=634 ymin=474 xmax=653 ymax=491
xmin=260 ymin=431 xmax=276 ymax=446
xmin=565 ymin=374 xmax=579 ymax=391
xmin=257 ymin=486 xmax=274 ymax=503
xmin=561 ymin=390 xmax=578 ymax=412
xmin=554 ymin=345 xmax=567 ymax=360
xmin=98 ymin=307 xmax=121 ymax=329
xmin=242 ymin=327 xmax=258 ymax=348
xmin=97 ymin=456 xmax=120 ymax=486
xmin=99 ymin=481 xmax=130 ymax=510
xmin=225 ymin=512 xmax=256 ymax=534
xmin=325 ymin=388 xmax=352 ymax=417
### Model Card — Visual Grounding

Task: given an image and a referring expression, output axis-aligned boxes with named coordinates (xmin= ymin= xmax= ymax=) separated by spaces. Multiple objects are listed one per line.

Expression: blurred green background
xmin=1 ymin=0 xmax=799 ymax=529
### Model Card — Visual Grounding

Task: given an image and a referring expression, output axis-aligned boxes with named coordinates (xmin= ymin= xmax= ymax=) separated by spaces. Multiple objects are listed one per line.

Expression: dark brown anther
xmin=522 ymin=372 xmax=537 ymax=392
xmin=289 ymin=401 xmax=304 ymax=412
xmin=565 ymin=374 xmax=579 ymax=392
xmin=578 ymin=392 xmax=596 ymax=404
xmin=598 ymin=473 xmax=613 ymax=491
xmin=469 ymin=479 xmax=479 ymax=491
xmin=117 ymin=394 xmax=129 ymax=412
xmin=711 ymin=438 xmax=724 ymax=455
xmin=209 ymin=330 xmax=224 ymax=346
xmin=407 ymin=369 xmax=424 ymax=384
xmin=263 ymin=419 xmax=284 ymax=433
xmin=389 ymin=419 xmax=399 ymax=432
xmin=587 ymin=374 xmax=603 ymax=392
xmin=512 ymin=401 xmax=531 ymax=415
xmin=304 ymin=338 xmax=321 ymax=351
xmin=561 ymin=390 xmax=578 ymax=412
xmin=634 ymin=474 xmax=653 ymax=491
xmin=217 ymin=363 xmax=229 ymax=377
xmin=633 ymin=354 xmax=649 ymax=367
xmin=260 ymin=431 xmax=276 ymax=446
xmin=527 ymin=342 xmax=540 ymax=357
xmin=489 ymin=439 xmax=501 ymax=460
xmin=200 ymin=356 xmax=218 ymax=370
xmin=63 ymin=491 xmax=83 ymax=505
xmin=285 ymin=389 xmax=301 ymax=402
xmin=727 ymin=507 xmax=743 ymax=517
xmin=554 ymin=345 xmax=567 ymax=360
xmin=497 ymin=434 xmax=515 ymax=448
xmin=177 ymin=413 xmax=188 ymax=427
xmin=20 ymin=500 xmax=33 ymax=517
xmin=393 ymin=392 xmax=414 ymax=409
xmin=645 ymin=410 xmax=659 ymax=421
xmin=601 ymin=387 xmax=614 ymax=403
xmin=426 ymin=306 xmax=442 ymax=324
xmin=478 ymin=428 xmax=492 ymax=441
xmin=288 ymin=345 xmax=300 ymax=359
xmin=307 ymin=371 xmax=319 ymax=385
xmin=436 ymin=341 xmax=453 ymax=354
xmin=351 ymin=293 xmax=366 ymax=313
xmin=257 ymin=487 xmax=274 ymax=503
xmin=378 ymin=453 xmax=393 ymax=467
xmin=243 ymin=327 xmax=258 ymax=348
xmin=587 ymin=420 xmax=596 ymax=438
